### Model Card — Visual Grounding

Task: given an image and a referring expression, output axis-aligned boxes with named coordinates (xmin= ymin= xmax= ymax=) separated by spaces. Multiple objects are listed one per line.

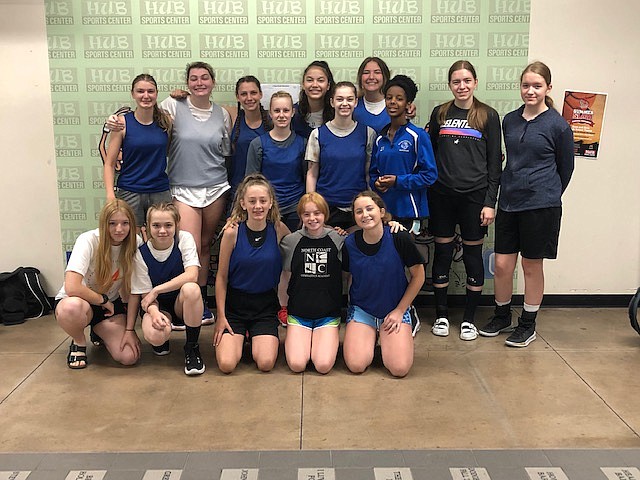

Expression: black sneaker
xmin=409 ymin=305 xmax=421 ymax=337
xmin=152 ymin=340 xmax=170 ymax=356
xmin=505 ymin=321 xmax=536 ymax=347
xmin=184 ymin=343 xmax=205 ymax=376
xmin=478 ymin=313 xmax=514 ymax=337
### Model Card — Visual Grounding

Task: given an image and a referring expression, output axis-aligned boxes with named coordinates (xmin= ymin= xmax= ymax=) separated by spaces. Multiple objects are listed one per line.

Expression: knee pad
xmin=432 ymin=241 xmax=455 ymax=285
xmin=462 ymin=243 xmax=484 ymax=287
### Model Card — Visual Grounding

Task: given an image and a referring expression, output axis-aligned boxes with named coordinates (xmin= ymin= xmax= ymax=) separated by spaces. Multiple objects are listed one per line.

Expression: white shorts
xmin=171 ymin=183 xmax=230 ymax=208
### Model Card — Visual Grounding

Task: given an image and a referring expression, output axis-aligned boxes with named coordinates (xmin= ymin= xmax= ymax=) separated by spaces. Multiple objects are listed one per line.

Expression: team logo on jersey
xmin=398 ymin=139 xmax=412 ymax=152
xmin=304 ymin=251 xmax=328 ymax=275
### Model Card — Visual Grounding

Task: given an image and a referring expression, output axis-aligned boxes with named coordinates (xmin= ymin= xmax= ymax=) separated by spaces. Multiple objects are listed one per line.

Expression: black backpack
xmin=0 ymin=267 xmax=52 ymax=325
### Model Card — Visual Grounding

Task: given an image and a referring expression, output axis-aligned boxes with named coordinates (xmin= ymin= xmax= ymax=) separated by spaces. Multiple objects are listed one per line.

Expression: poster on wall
xmin=562 ymin=90 xmax=607 ymax=159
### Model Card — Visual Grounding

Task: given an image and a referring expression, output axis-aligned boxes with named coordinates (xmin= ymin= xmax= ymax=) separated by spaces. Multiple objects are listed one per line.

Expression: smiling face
xmin=187 ymin=67 xmax=214 ymax=98
xmin=520 ymin=71 xmax=552 ymax=109
xmin=131 ymin=80 xmax=158 ymax=110
xmin=240 ymin=184 xmax=273 ymax=222
xmin=236 ymin=81 xmax=262 ymax=113
xmin=385 ymin=85 xmax=408 ymax=119
xmin=269 ymin=95 xmax=294 ymax=129
xmin=449 ymin=68 xmax=477 ymax=106
xmin=353 ymin=196 xmax=384 ymax=231
xmin=147 ymin=210 xmax=176 ymax=250
xmin=360 ymin=60 xmax=385 ymax=96
xmin=302 ymin=66 xmax=330 ymax=102
xmin=301 ymin=201 xmax=326 ymax=236
xmin=330 ymin=85 xmax=357 ymax=119
xmin=108 ymin=210 xmax=131 ymax=246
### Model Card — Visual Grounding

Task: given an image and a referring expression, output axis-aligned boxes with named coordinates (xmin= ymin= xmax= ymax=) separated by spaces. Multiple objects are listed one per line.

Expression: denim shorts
xmin=346 ymin=304 xmax=411 ymax=330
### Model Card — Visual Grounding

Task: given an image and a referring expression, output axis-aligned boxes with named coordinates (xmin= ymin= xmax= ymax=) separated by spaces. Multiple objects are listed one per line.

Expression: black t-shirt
xmin=342 ymin=229 xmax=424 ymax=272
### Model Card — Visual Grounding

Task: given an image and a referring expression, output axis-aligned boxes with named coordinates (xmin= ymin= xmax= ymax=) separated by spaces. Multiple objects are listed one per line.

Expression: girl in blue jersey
xmin=353 ymin=57 xmax=392 ymax=135
xmin=342 ymin=191 xmax=425 ymax=378
xmin=427 ymin=60 xmax=503 ymax=342
xmin=292 ymin=60 xmax=335 ymax=139
xmin=370 ymin=75 xmax=438 ymax=231
xmin=306 ymin=81 xmax=377 ymax=230
xmin=214 ymin=174 xmax=290 ymax=373
xmin=228 ymin=76 xmax=271 ymax=201
xmin=129 ymin=203 xmax=205 ymax=376
xmin=246 ymin=91 xmax=306 ymax=232
xmin=104 ymin=74 xmax=172 ymax=229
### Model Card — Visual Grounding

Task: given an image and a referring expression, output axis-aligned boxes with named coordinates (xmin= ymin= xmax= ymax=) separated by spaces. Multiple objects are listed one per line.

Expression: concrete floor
xmin=1 ymin=307 xmax=639 ymax=479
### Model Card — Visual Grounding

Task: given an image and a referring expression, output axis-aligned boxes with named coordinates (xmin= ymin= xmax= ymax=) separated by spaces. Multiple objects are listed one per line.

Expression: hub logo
xmin=430 ymin=32 xmax=479 ymax=58
xmin=94 ymin=198 xmax=107 ymax=220
xmin=431 ymin=0 xmax=480 ymax=23
xmin=486 ymin=65 xmax=521 ymax=91
xmin=373 ymin=33 xmax=422 ymax=58
xmin=489 ymin=0 xmax=530 ymax=22
xmin=199 ymin=0 xmax=248 ymax=25
xmin=92 ymin=166 xmax=105 ymax=189
xmin=52 ymin=101 xmax=81 ymax=126
xmin=315 ymin=33 xmax=363 ymax=59
xmin=88 ymin=101 xmax=131 ymax=126
xmin=428 ymin=65 xmax=451 ymax=91
xmin=90 ymin=133 xmax=103 ymax=158
xmin=59 ymin=198 xmax=88 ymax=222
xmin=55 ymin=134 xmax=83 ymax=158
xmin=257 ymin=0 xmax=306 ymax=24
xmin=142 ymin=34 xmax=192 ymax=59
xmin=373 ymin=0 xmax=422 ymax=24
xmin=140 ymin=0 xmax=190 ymax=24
xmin=85 ymin=68 xmax=135 ymax=93
xmin=487 ymin=32 xmax=529 ymax=57
xmin=48 ymin=34 xmax=76 ymax=59
xmin=257 ymin=34 xmax=307 ymax=59
xmin=200 ymin=34 xmax=249 ymax=59
xmin=143 ymin=67 xmax=186 ymax=92
xmin=258 ymin=68 xmax=303 ymax=84
xmin=332 ymin=67 xmax=358 ymax=83
xmin=58 ymin=166 xmax=85 ymax=190
xmin=215 ymin=68 xmax=250 ymax=93
xmin=46 ymin=0 xmax=74 ymax=25
xmin=84 ymin=34 xmax=134 ymax=59
xmin=315 ymin=0 xmax=364 ymax=24
xmin=82 ymin=0 xmax=133 ymax=25
xmin=487 ymin=98 xmax=522 ymax=116
xmin=61 ymin=229 xmax=85 ymax=251
xmin=50 ymin=68 xmax=79 ymax=93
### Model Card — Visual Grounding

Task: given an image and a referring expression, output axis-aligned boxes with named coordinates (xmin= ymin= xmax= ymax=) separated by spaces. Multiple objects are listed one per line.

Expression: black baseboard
xmin=413 ymin=293 xmax=633 ymax=308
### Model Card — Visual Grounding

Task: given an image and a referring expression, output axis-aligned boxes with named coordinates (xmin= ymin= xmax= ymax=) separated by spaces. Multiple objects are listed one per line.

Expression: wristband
xmin=125 ymin=328 xmax=135 ymax=331
xmin=100 ymin=293 xmax=109 ymax=305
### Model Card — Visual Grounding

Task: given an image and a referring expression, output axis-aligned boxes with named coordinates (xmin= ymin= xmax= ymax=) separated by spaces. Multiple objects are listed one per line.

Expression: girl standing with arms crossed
xmin=55 ymin=200 xmax=141 ymax=369
xmin=246 ymin=91 xmax=306 ymax=232
xmin=305 ymin=81 xmax=377 ymax=230
xmin=370 ymin=74 xmax=438 ymax=231
xmin=214 ymin=174 xmax=290 ymax=373
xmin=479 ymin=61 xmax=574 ymax=347
xmin=342 ymin=191 xmax=425 ymax=377
xmin=427 ymin=60 xmax=502 ymax=341
xmin=130 ymin=203 xmax=205 ymax=375
xmin=292 ymin=60 xmax=335 ymax=139
xmin=104 ymin=74 xmax=172 ymax=230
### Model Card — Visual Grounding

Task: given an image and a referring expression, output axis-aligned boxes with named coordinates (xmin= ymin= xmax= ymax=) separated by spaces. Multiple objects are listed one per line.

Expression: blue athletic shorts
xmin=345 ymin=304 xmax=411 ymax=330
xmin=287 ymin=314 xmax=340 ymax=330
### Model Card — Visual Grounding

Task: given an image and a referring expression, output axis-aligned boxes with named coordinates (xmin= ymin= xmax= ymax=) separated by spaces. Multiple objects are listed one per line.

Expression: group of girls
xmin=54 ymin=56 xmax=573 ymax=378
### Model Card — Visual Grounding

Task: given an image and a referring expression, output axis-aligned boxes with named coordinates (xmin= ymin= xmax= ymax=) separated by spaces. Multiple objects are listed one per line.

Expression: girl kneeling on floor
xmin=129 ymin=203 xmax=205 ymax=376
xmin=55 ymin=199 xmax=141 ymax=369
xmin=214 ymin=174 xmax=290 ymax=373
xmin=342 ymin=191 xmax=425 ymax=378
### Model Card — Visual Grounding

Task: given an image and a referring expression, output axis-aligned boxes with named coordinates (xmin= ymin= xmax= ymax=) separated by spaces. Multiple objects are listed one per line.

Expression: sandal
xmin=67 ymin=342 xmax=88 ymax=369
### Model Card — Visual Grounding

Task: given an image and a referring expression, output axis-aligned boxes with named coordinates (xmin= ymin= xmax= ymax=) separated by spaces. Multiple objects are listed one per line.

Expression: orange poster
xmin=562 ymin=90 xmax=607 ymax=159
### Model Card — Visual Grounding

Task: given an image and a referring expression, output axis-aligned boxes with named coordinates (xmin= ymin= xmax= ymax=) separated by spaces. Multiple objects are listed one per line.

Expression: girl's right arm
xmin=244 ymin=137 xmax=262 ymax=175
xmin=214 ymin=226 xmax=238 ymax=346
xmin=104 ymin=127 xmax=125 ymax=201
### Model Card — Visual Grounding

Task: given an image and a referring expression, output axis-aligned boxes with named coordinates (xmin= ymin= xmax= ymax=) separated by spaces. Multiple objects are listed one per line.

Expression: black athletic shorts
xmin=428 ymin=189 xmax=487 ymax=241
xmin=224 ymin=287 xmax=279 ymax=338
xmin=495 ymin=207 xmax=562 ymax=259
xmin=326 ymin=206 xmax=356 ymax=230
xmin=54 ymin=297 xmax=126 ymax=327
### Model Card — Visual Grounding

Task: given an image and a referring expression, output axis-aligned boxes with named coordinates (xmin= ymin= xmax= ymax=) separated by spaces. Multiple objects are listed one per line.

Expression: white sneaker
xmin=460 ymin=321 xmax=478 ymax=341
xmin=431 ymin=317 xmax=449 ymax=337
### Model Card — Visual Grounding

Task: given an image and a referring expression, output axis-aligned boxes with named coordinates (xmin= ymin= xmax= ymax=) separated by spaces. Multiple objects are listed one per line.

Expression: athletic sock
xmin=433 ymin=286 xmax=449 ymax=318
xmin=185 ymin=325 xmax=201 ymax=345
xmin=463 ymin=289 xmax=482 ymax=323
xmin=495 ymin=300 xmax=511 ymax=317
